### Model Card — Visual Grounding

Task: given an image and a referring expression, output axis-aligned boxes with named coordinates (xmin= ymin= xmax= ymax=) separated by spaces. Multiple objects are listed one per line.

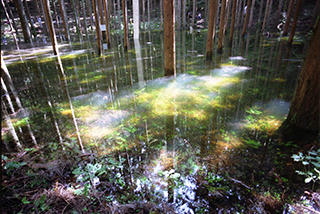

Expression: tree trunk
xmin=257 ymin=0 xmax=264 ymax=24
xmin=224 ymin=0 xmax=232 ymax=34
xmin=262 ymin=0 xmax=270 ymax=32
xmin=23 ymin=0 xmax=35 ymax=30
xmin=147 ymin=0 xmax=151 ymax=30
xmin=273 ymin=0 xmax=283 ymax=26
xmin=241 ymin=0 xmax=251 ymax=37
xmin=160 ymin=0 xmax=163 ymax=30
xmin=13 ymin=0 xmax=31 ymax=43
xmin=86 ymin=0 xmax=94 ymax=29
xmin=287 ymin=19 xmax=320 ymax=130
xmin=182 ymin=0 xmax=186 ymax=29
xmin=143 ymin=0 xmax=145 ymax=30
xmin=248 ymin=0 xmax=255 ymax=27
xmin=92 ymin=0 xmax=103 ymax=55
xmin=164 ymin=0 xmax=176 ymax=76
xmin=217 ymin=0 xmax=227 ymax=54
xmin=133 ymin=0 xmax=139 ymax=39
xmin=192 ymin=0 xmax=196 ymax=27
xmin=309 ymin=0 xmax=319 ymax=30
xmin=42 ymin=0 xmax=59 ymax=55
xmin=288 ymin=0 xmax=303 ymax=44
xmin=103 ymin=0 xmax=110 ymax=46
xmin=206 ymin=0 xmax=218 ymax=60
xmin=122 ymin=0 xmax=129 ymax=51
xmin=177 ymin=0 xmax=181 ymax=30
xmin=229 ymin=0 xmax=237 ymax=46
xmin=58 ymin=0 xmax=70 ymax=41
xmin=282 ymin=0 xmax=295 ymax=36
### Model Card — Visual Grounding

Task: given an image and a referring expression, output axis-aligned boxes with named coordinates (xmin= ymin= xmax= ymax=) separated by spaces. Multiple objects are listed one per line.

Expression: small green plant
xmin=291 ymin=149 xmax=320 ymax=190
xmin=72 ymin=163 xmax=107 ymax=196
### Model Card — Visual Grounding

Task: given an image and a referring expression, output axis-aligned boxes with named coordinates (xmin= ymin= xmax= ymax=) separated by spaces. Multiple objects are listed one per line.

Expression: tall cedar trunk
xmin=177 ymin=0 xmax=181 ymax=30
xmin=59 ymin=0 xmax=70 ymax=41
xmin=143 ymin=0 xmax=145 ymax=30
xmin=241 ymin=0 xmax=251 ymax=37
xmin=274 ymin=0 xmax=283 ymax=26
xmin=23 ymin=0 xmax=35 ymax=30
xmin=282 ymin=0 xmax=295 ymax=36
xmin=86 ymin=0 xmax=94 ymax=29
xmin=122 ymin=0 xmax=129 ymax=51
xmin=206 ymin=0 xmax=218 ymax=60
xmin=288 ymin=0 xmax=303 ymax=44
xmin=99 ymin=0 xmax=104 ymax=24
xmin=133 ymin=0 xmax=139 ymax=39
xmin=248 ymin=0 xmax=255 ymax=27
xmin=164 ymin=0 xmax=176 ymax=76
xmin=229 ymin=0 xmax=237 ymax=46
xmin=224 ymin=0 xmax=231 ymax=34
xmin=192 ymin=0 xmax=196 ymax=27
xmin=92 ymin=0 xmax=103 ymax=55
xmin=147 ymin=0 xmax=151 ymax=30
xmin=103 ymin=0 xmax=110 ymax=46
xmin=287 ymin=19 xmax=320 ymax=130
xmin=217 ymin=0 xmax=227 ymax=54
xmin=160 ymin=0 xmax=163 ymax=30
xmin=182 ymin=0 xmax=186 ymax=29
xmin=42 ymin=0 xmax=59 ymax=55
xmin=262 ymin=0 xmax=270 ymax=31
xmin=257 ymin=0 xmax=264 ymax=23
xmin=309 ymin=0 xmax=319 ymax=30
xmin=13 ymin=0 xmax=31 ymax=43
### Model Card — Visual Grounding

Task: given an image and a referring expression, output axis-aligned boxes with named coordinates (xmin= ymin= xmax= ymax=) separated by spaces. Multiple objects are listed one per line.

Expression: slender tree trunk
xmin=122 ymin=0 xmax=129 ymax=51
xmin=58 ymin=0 xmax=70 ymax=41
xmin=160 ymin=0 xmax=163 ymax=30
xmin=133 ymin=0 xmax=139 ymax=39
xmin=86 ymin=0 xmax=94 ymax=29
xmin=143 ymin=0 xmax=146 ymax=30
xmin=229 ymin=0 xmax=237 ymax=46
xmin=274 ymin=0 xmax=283 ymax=26
xmin=224 ymin=0 xmax=232 ymax=34
xmin=282 ymin=0 xmax=295 ymax=36
xmin=182 ymin=0 xmax=186 ymax=29
xmin=309 ymin=0 xmax=319 ymax=30
xmin=147 ymin=0 xmax=151 ymax=29
xmin=241 ymin=0 xmax=251 ymax=37
xmin=257 ymin=0 xmax=264 ymax=24
xmin=23 ymin=0 xmax=35 ymax=30
xmin=218 ymin=0 xmax=227 ymax=54
xmin=288 ymin=0 xmax=303 ymax=45
xmin=177 ymin=0 xmax=181 ymax=30
xmin=92 ymin=0 xmax=103 ymax=55
xmin=206 ymin=0 xmax=218 ymax=60
xmin=13 ymin=0 xmax=31 ymax=43
xmin=262 ymin=0 xmax=270 ymax=31
xmin=42 ymin=0 xmax=59 ymax=55
xmin=248 ymin=0 xmax=255 ymax=27
xmin=99 ymin=0 xmax=104 ymax=24
xmin=192 ymin=0 xmax=196 ymax=27
xmin=287 ymin=20 xmax=319 ymax=130
xmin=103 ymin=0 xmax=111 ymax=46
xmin=164 ymin=0 xmax=176 ymax=76
xmin=236 ymin=0 xmax=243 ymax=26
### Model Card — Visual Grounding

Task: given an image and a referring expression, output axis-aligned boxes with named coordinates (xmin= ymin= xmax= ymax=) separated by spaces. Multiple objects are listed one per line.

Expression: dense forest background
xmin=1 ymin=0 xmax=320 ymax=213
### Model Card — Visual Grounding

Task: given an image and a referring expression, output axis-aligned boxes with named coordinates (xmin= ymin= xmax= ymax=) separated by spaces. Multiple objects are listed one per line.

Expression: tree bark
xmin=287 ymin=19 xmax=320 ymax=130
xmin=288 ymin=0 xmax=303 ymax=44
xmin=13 ymin=0 xmax=31 ymax=43
xmin=206 ymin=0 xmax=218 ymax=60
xmin=241 ymin=0 xmax=251 ymax=37
xmin=273 ymin=0 xmax=283 ymax=26
xmin=229 ymin=0 xmax=237 ymax=46
xmin=282 ymin=0 xmax=295 ymax=36
xmin=103 ymin=0 xmax=111 ymax=46
xmin=122 ymin=0 xmax=129 ymax=51
xmin=58 ymin=0 xmax=70 ymax=41
xmin=217 ymin=0 xmax=227 ymax=54
xmin=262 ymin=0 xmax=270 ymax=32
xmin=164 ymin=0 xmax=176 ymax=76
xmin=42 ymin=0 xmax=59 ymax=55
xmin=92 ymin=0 xmax=103 ymax=55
